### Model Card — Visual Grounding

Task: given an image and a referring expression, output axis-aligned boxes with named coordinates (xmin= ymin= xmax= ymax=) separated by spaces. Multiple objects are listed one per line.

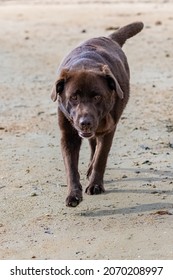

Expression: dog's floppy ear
xmin=50 ymin=69 xmax=69 ymax=102
xmin=51 ymin=79 xmax=64 ymax=102
xmin=101 ymin=65 xmax=124 ymax=99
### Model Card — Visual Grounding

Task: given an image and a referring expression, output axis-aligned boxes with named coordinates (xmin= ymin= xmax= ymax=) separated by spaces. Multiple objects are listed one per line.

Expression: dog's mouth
xmin=78 ymin=132 xmax=95 ymax=139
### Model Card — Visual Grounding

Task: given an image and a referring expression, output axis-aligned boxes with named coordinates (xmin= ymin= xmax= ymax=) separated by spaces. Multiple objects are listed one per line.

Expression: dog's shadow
xmin=105 ymin=166 xmax=173 ymax=184
xmin=79 ymin=202 xmax=173 ymax=217
xmin=79 ymin=167 xmax=173 ymax=217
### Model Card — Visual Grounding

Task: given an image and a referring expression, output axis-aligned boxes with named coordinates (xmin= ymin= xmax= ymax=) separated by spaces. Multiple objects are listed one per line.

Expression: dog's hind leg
xmin=87 ymin=138 xmax=97 ymax=179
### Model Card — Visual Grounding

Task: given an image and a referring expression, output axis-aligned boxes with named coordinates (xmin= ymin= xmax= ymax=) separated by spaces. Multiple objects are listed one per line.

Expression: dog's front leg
xmin=61 ymin=130 xmax=82 ymax=207
xmin=85 ymin=128 xmax=116 ymax=195
xmin=59 ymin=114 xmax=82 ymax=207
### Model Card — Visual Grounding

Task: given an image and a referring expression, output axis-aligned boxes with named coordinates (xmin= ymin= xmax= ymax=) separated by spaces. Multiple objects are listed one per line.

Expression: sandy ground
xmin=0 ymin=0 xmax=173 ymax=260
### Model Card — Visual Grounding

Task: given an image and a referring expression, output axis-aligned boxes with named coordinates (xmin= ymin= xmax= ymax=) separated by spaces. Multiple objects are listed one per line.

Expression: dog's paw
xmin=66 ymin=193 xmax=83 ymax=207
xmin=85 ymin=184 xmax=105 ymax=195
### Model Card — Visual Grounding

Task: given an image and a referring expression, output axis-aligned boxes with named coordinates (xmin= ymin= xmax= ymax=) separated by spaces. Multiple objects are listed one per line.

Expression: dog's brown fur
xmin=51 ymin=22 xmax=144 ymax=207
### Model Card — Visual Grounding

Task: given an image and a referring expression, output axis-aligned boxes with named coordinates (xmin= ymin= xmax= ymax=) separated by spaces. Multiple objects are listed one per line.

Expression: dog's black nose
xmin=79 ymin=116 xmax=92 ymax=129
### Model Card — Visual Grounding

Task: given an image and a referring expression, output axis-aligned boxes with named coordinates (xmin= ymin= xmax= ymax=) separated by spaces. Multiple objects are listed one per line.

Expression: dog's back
xmin=58 ymin=21 xmax=144 ymax=103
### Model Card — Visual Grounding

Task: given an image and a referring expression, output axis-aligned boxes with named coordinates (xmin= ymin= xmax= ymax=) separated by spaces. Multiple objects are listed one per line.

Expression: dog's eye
xmin=70 ymin=95 xmax=78 ymax=103
xmin=71 ymin=95 xmax=78 ymax=100
xmin=93 ymin=95 xmax=102 ymax=102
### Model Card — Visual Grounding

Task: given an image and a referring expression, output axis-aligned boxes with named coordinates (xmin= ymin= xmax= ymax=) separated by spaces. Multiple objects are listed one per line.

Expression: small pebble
xmin=106 ymin=26 xmax=119 ymax=31
xmin=31 ymin=192 xmax=38 ymax=197
xmin=155 ymin=20 xmax=162 ymax=25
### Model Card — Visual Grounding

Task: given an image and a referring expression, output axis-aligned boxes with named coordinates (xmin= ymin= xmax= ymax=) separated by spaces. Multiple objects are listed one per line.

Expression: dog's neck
xmin=58 ymin=102 xmax=73 ymax=124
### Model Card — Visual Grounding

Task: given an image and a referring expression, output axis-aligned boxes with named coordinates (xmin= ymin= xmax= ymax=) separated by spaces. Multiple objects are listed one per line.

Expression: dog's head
xmin=51 ymin=65 xmax=124 ymax=138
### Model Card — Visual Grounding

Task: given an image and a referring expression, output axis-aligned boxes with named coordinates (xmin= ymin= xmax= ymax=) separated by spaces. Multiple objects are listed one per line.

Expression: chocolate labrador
xmin=51 ymin=22 xmax=144 ymax=207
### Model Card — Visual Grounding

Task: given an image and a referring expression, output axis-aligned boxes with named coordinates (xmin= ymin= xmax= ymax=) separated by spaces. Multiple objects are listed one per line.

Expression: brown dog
xmin=51 ymin=22 xmax=144 ymax=207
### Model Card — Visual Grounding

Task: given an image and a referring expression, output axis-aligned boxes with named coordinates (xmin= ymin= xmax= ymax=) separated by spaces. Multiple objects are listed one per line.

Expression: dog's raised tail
xmin=109 ymin=22 xmax=144 ymax=47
